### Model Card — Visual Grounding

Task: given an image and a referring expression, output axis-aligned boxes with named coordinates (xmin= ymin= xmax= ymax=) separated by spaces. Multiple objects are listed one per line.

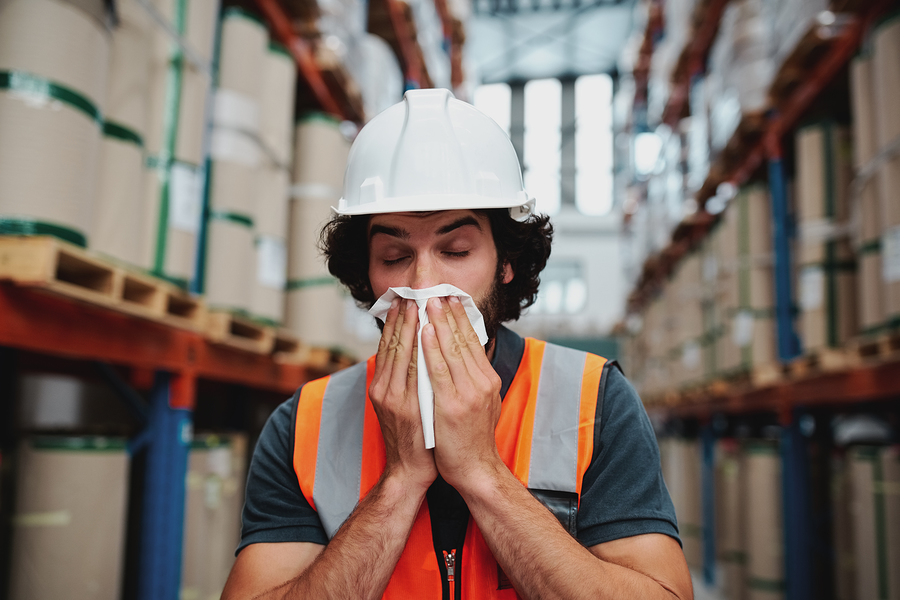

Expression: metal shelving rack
xmin=624 ymin=1 xmax=900 ymax=599
xmin=0 ymin=0 xmax=442 ymax=595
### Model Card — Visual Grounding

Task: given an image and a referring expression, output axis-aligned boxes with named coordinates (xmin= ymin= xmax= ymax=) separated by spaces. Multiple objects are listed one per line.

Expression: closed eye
xmin=382 ymin=256 xmax=409 ymax=266
xmin=443 ymin=251 xmax=470 ymax=258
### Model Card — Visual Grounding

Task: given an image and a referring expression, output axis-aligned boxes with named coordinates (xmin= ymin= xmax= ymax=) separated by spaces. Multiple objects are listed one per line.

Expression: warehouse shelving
xmin=624 ymin=1 xmax=900 ymax=599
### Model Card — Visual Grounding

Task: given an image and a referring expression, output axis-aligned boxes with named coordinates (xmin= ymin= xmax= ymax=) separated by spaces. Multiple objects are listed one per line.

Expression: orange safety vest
xmin=293 ymin=338 xmax=607 ymax=599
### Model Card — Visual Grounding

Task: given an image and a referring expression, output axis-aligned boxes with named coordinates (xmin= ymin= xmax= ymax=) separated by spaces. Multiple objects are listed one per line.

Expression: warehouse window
xmin=530 ymin=259 xmax=587 ymax=315
xmin=575 ymin=74 xmax=614 ymax=216
xmin=524 ymin=78 xmax=562 ymax=215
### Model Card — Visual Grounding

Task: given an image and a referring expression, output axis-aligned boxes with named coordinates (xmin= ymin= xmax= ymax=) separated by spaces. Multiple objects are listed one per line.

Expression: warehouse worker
xmin=222 ymin=88 xmax=692 ymax=599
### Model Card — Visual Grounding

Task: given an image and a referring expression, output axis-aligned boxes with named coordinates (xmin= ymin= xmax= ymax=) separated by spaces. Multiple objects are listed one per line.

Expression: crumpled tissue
xmin=368 ymin=284 xmax=488 ymax=449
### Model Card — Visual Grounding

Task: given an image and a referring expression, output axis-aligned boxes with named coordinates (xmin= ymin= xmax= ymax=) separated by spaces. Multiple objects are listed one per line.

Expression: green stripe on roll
xmin=208 ymin=210 xmax=254 ymax=228
xmin=0 ymin=218 xmax=87 ymax=247
xmin=0 ymin=70 xmax=102 ymax=126
xmin=286 ymin=276 xmax=338 ymax=291
xmin=103 ymin=120 xmax=144 ymax=148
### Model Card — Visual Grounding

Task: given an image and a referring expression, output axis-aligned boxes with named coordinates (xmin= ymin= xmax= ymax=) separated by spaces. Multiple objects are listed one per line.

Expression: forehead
xmin=367 ymin=210 xmax=492 ymax=237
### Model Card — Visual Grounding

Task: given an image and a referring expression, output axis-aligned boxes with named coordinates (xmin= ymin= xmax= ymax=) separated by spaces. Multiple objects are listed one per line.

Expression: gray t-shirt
xmin=237 ymin=326 xmax=679 ymax=554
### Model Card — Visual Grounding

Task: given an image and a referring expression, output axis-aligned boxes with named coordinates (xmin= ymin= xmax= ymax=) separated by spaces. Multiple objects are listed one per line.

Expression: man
xmin=222 ymin=89 xmax=692 ymax=599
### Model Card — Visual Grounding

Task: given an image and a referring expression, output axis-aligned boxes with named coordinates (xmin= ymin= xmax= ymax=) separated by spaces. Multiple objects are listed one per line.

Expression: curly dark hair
xmin=318 ymin=209 xmax=553 ymax=324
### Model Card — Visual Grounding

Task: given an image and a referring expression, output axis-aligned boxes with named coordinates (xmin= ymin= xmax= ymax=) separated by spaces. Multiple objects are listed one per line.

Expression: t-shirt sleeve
xmin=576 ymin=366 xmax=681 ymax=548
xmin=237 ymin=393 xmax=328 ymax=555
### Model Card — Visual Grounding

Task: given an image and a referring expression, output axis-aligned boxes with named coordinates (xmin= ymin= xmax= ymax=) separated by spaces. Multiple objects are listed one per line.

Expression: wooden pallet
xmin=0 ymin=236 xmax=205 ymax=330
xmin=849 ymin=331 xmax=900 ymax=363
xmin=786 ymin=346 xmax=860 ymax=379
xmin=206 ymin=311 xmax=275 ymax=354
xmin=271 ymin=329 xmax=306 ymax=364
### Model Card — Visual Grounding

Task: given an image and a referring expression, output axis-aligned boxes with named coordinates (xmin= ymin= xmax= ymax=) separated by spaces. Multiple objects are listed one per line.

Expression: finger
xmin=445 ymin=295 xmax=493 ymax=374
xmin=425 ymin=297 xmax=473 ymax=382
xmin=374 ymin=297 xmax=401 ymax=375
xmin=387 ymin=299 xmax=419 ymax=393
xmin=421 ymin=321 xmax=452 ymax=390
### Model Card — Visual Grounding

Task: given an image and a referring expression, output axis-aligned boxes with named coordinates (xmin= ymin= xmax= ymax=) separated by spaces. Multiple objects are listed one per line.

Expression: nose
xmin=410 ymin=255 xmax=439 ymax=290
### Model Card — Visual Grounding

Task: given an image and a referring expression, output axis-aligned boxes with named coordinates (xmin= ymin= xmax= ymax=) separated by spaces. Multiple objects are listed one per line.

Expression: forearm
xmin=267 ymin=474 xmax=425 ymax=600
xmin=462 ymin=463 xmax=684 ymax=600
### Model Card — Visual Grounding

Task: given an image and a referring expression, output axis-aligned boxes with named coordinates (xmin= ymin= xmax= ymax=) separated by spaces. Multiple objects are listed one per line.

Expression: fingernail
xmin=407 ymin=299 xmax=416 ymax=312
xmin=390 ymin=298 xmax=399 ymax=309
xmin=449 ymin=295 xmax=460 ymax=304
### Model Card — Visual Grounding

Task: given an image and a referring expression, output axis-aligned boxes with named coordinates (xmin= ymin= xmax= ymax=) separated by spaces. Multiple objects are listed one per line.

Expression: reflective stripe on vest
xmin=293 ymin=338 xmax=607 ymax=597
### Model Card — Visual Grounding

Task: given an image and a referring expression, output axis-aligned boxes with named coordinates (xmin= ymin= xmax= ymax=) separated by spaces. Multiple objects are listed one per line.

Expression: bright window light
xmin=472 ymin=83 xmax=511 ymax=133
xmin=524 ymin=78 xmax=562 ymax=215
xmin=634 ymin=132 xmax=662 ymax=176
xmin=575 ymin=74 xmax=614 ymax=216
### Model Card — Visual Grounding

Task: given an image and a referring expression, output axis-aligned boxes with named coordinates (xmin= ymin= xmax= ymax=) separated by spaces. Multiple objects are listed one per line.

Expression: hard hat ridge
xmin=335 ymin=88 xmax=535 ymax=220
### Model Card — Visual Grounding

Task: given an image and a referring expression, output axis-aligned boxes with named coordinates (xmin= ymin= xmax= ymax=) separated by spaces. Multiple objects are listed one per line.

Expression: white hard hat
xmin=335 ymin=88 xmax=535 ymax=220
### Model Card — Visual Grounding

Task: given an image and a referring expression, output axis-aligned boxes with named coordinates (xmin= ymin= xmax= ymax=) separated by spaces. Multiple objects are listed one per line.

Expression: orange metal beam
xmin=254 ymin=0 xmax=347 ymax=119
xmin=384 ymin=0 xmax=424 ymax=86
xmin=0 ymin=284 xmax=310 ymax=396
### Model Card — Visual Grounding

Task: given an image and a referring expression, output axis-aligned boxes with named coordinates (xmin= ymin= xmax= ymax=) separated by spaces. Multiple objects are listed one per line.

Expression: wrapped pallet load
xmin=0 ymin=0 xmax=110 ymax=248
xmin=794 ymin=122 xmax=857 ymax=351
xmin=850 ymin=49 xmax=885 ymax=337
xmin=250 ymin=42 xmax=296 ymax=325
xmin=10 ymin=436 xmax=129 ymax=600
xmin=143 ymin=0 xmax=218 ymax=287
xmin=181 ymin=433 xmax=248 ymax=600
xmin=744 ymin=439 xmax=784 ymax=600
xmin=285 ymin=114 xmax=351 ymax=350
xmin=93 ymin=0 xmax=153 ymax=266
xmin=872 ymin=14 xmax=900 ymax=332
xmin=204 ymin=7 xmax=267 ymax=313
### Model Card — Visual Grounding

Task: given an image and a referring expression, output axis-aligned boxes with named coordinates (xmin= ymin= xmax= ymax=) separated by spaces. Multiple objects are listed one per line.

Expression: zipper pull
xmin=443 ymin=549 xmax=456 ymax=599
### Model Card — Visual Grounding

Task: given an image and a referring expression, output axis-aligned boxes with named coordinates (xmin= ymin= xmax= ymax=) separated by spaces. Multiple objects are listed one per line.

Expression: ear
xmin=501 ymin=261 xmax=514 ymax=285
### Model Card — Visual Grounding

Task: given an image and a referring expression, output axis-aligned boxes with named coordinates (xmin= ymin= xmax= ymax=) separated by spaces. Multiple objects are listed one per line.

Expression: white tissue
xmin=368 ymin=285 xmax=488 ymax=449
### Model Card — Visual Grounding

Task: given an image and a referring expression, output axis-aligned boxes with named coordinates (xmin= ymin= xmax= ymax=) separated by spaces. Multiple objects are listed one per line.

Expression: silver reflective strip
xmin=313 ymin=361 xmax=368 ymax=539
xmin=528 ymin=344 xmax=587 ymax=492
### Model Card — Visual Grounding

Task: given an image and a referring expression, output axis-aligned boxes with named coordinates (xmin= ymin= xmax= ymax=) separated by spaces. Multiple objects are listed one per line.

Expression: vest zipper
xmin=443 ymin=549 xmax=456 ymax=600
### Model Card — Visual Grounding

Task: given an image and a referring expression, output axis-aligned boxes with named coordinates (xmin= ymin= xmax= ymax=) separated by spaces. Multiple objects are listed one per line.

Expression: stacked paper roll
xmin=873 ymin=16 xmax=900 ymax=330
xmin=744 ymin=440 xmax=784 ymax=600
xmin=850 ymin=53 xmax=885 ymax=336
xmin=715 ymin=439 xmax=746 ymax=600
xmin=94 ymin=0 xmax=153 ymax=266
xmin=10 ymin=437 xmax=130 ymax=600
xmin=285 ymin=114 xmax=351 ymax=348
xmin=205 ymin=8 xmax=268 ymax=312
xmin=181 ymin=434 xmax=248 ymax=600
xmin=794 ymin=123 xmax=857 ymax=351
xmin=0 ymin=0 xmax=110 ymax=247
xmin=251 ymin=45 xmax=297 ymax=324
xmin=142 ymin=0 xmax=218 ymax=285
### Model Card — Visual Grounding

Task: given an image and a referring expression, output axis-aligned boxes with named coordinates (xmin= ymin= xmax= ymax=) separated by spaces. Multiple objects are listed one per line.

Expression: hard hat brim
xmin=333 ymin=195 xmax=536 ymax=220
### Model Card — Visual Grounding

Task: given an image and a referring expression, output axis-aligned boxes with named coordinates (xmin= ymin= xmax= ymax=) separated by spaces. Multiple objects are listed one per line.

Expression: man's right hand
xmin=368 ymin=298 xmax=438 ymax=493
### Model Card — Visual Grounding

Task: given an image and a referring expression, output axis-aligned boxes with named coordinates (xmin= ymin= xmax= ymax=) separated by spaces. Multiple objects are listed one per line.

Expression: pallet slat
xmin=0 ymin=236 xmax=205 ymax=330
xmin=206 ymin=311 xmax=275 ymax=355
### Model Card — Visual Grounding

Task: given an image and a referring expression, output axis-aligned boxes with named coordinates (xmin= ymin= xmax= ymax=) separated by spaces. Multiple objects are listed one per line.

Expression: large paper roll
xmin=9 ymin=437 xmax=129 ymax=600
xmin=744 ymin=441 xmax=784 ymax=600
xmin=873 ymin=16 xmax=900 ymax=325
xmin=205 ymin=215 xmax=254 ymax=311
xmin=260 ymin=44 xmax=297 ymax=166
xmin=0 ymin=0 xmax=109 ymax=246
xmin=293 ymin=114 xmax=350 ymax=194
xmin=142 ymin=0 xmax=217 ymax=282
xmin=218 ymin=8 xmax=267 ymax=99
xmin=251 ymin=163 xmax=291 ymax=323
xmin=93 ymin=136 xmax=144 ymax=265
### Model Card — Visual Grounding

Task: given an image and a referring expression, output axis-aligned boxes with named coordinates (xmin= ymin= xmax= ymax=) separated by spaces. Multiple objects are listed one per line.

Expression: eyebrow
xmin=369 ymin=216 xmax=483 ymax=240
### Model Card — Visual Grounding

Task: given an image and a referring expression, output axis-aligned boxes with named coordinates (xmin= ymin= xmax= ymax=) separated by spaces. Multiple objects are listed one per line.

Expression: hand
xmin=369 ymin=298 xmax=437 ymax=492
xmin=422 ymin=296 xmax=504 ymax=491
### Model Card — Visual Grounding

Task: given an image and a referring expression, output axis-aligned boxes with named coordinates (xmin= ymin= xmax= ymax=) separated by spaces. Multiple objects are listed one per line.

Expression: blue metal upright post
xmin=138 ymin=371 xmax=193 ymax=600
xmin=767 ymin=142 xmax=801 ymax=361
xmin=781 ymin=414 xmax=812 ymax=600
xmin=700 ymin=425 xmax=717 ymax=587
